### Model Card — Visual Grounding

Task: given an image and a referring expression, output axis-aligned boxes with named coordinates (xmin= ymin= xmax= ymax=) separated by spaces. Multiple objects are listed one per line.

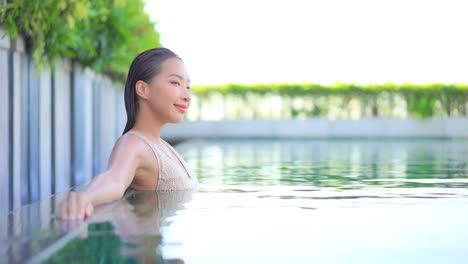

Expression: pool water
xmin=3 ymin=138 xmax=468 ymax=263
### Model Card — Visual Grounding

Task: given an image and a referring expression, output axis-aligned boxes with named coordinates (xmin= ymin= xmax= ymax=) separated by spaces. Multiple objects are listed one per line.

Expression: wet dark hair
xmin=122 ymin=48 xmax=181 ymax=135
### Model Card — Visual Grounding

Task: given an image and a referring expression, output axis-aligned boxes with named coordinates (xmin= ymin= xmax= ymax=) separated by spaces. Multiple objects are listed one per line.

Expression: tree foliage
xmin=0 ymin=0 xmax=161 ymax=81
xmin=192 ymin=82 xmax=468 ymax=118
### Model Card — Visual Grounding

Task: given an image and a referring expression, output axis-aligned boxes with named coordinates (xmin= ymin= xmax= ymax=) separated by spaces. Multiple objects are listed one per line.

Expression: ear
xmin=135 ymin=80 xmax=150 ymax=100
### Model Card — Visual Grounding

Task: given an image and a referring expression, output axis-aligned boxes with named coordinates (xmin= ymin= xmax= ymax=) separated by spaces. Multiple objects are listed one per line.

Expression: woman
xmin=56 ymin=48 xmax=198 ymax=220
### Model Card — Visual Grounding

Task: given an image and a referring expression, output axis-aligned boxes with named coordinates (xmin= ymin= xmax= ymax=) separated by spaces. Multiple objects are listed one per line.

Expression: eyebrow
xmin=168 ymin=74 xmax=190 ymax=83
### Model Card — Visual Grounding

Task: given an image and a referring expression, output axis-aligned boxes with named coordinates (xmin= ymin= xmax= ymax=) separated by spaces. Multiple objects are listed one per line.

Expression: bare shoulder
xmin=109 ymin=133 xmax=148 ymax=163
xmin=110 ymin=132 xmax=160 ymax=190
xmin=109 ymin=132 xmax=158 ymax=173
xmin=109 ymin=133 xmax=141 ymax=161
xmin=114 ymin=132 xmax=147 ymax=152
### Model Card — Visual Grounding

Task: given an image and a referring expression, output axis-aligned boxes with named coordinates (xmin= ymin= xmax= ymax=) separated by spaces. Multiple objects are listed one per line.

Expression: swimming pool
xmin=2 ymin=138 xmax=468 ymax=263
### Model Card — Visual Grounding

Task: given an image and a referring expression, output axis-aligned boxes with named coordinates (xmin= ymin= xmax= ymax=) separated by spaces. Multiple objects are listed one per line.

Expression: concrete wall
xmin=0 ymin=27 xmax=10 ymax=215
xmin=0 ymin=28 xmax=126 ymax=215
xmin=161 ymin=117 xmax=468 ymax=140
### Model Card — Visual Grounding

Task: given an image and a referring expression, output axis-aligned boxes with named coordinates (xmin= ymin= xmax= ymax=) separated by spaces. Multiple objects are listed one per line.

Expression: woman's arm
xmin=56 ymin=134 xmax=143 ymax=220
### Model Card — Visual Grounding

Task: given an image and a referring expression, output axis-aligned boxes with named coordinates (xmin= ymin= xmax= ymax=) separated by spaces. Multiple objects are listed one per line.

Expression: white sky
xmin=145 ymin=0 xmax=468 ymax=85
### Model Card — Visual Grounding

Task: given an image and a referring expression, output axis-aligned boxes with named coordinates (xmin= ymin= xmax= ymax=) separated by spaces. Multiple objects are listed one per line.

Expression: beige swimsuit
xmin=125 ymin=131 xmax=198 ymax=191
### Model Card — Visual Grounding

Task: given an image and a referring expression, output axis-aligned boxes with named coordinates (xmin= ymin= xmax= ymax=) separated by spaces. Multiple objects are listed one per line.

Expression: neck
xmin=131 ymin=103 xmax=165 ymax=142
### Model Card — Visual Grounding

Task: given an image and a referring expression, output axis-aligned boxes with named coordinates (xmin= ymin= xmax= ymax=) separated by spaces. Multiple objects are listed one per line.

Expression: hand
xmin=56 ymin=191 xmax=94 ymax=220
xmin=57 ymin=217 xmax=89 ymax=239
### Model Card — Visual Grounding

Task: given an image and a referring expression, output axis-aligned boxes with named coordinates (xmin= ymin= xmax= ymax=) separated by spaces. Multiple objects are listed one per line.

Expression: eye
xmin=187 ymin=86 xmax=191 ymax=90
xmin=171 ymin=81 xmax=180 ymax=86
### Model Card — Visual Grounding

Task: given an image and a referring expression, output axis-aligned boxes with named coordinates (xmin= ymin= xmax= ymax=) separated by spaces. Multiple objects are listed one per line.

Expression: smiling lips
xmin=174 ymin=104 xmax=187 ymax=113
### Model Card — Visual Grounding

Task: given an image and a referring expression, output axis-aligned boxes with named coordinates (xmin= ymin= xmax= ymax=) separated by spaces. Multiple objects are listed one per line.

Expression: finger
xmin=60 ymin=198 xmax=70 ymax=220
xmin=61 ymin=218 xmax=74 ymax=232
xmin=70 ymin=219 xmax=80 ymax=231
xmin=68 ymin=193 xmax=77 ymax=220
xmin=55 ymin=200 xmax=64 ymax=219
xmin=85 ymin=203 xmax=94 ymax=218
xmin=63 ymin=220 xmax=76 ymax=234
xmin=66 ymin=220 xmax=74 ymax=232
xmin=76 ymin=195 xmax=86 ymax=220
xmin=59 ymin=220 xmax=68 ymax=232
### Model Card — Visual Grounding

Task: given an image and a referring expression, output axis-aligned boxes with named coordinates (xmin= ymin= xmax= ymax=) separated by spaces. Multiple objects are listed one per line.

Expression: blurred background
xmin=0 ymin=0 xmax=467 ymax=215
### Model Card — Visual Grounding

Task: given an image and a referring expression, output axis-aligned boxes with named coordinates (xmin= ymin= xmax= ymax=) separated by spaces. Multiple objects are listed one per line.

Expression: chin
xmin=169 ymin=116 xmax=185 ymax=124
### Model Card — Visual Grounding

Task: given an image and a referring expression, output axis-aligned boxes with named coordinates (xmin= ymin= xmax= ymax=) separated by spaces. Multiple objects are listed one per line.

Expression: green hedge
xmin=192 ymin=82 xmax=468 ymax=118
xmin=0 ymin=0 xmax=161 ymax=81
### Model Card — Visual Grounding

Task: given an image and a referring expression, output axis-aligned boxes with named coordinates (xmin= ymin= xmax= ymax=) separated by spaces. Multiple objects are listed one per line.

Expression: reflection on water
xmin=1 ymin=138 xmax=468 ymax=263
xmin=45 ymin=190 xmax=195 ymax=264
xmin=0 ymin=190 xmax=195 ymax=264
xmin=181 ymin=138 xmax=468 ymax=190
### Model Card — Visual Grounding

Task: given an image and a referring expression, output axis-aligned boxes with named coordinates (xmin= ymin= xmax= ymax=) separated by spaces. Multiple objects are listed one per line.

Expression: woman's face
xmin=146 ymin=57 xmax=191 ymax=123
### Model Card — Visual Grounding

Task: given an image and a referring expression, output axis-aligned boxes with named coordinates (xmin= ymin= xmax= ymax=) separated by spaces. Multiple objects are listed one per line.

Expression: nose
xmin=182 ymin=87 xmax=191 ymax=103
